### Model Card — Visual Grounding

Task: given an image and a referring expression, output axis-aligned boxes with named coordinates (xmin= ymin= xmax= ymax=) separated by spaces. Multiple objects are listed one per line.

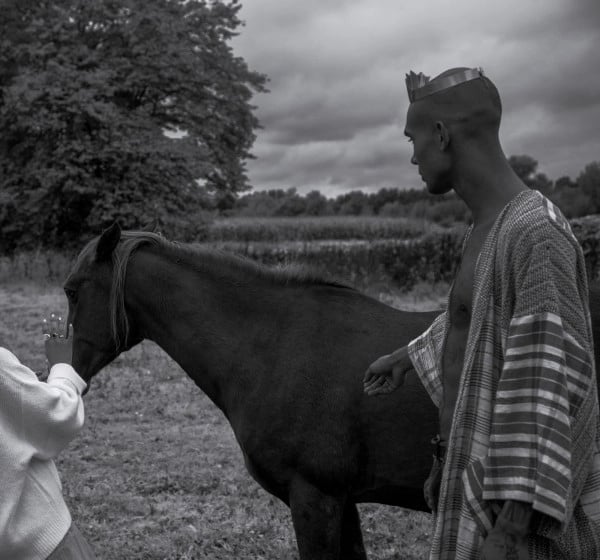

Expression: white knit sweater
xmin=0 ymin=347 xmax=87 ymax=560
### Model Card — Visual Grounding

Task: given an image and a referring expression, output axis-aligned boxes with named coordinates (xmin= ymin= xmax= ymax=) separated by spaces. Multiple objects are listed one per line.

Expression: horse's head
xmin=65 ymin=223 xmax=144 ymax=383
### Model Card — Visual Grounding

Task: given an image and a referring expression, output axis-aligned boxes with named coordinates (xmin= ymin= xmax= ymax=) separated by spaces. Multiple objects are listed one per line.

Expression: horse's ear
xmin=96 ymin=222 xmax=121 ymax=262
xmin=143 ymin=218 xmax=159 ymax=233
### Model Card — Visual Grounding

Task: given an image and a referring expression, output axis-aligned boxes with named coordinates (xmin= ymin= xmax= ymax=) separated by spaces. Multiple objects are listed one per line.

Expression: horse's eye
xmin=65 ymin=288 xmax=78 ymax=303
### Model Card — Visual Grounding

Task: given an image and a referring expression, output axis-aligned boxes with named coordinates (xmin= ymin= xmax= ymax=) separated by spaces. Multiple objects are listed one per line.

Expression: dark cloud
xmin=233 ymin=1 xmax=600 ymax=194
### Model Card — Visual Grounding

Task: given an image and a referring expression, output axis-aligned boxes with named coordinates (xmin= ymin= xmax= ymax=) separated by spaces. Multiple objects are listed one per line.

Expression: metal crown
xmin=405 ymin=67 xmax=485 ymax=103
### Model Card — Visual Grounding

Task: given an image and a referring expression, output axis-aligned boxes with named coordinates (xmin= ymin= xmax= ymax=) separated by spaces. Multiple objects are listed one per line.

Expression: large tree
xmin=0 ymin=0 xmax=266 ymax=251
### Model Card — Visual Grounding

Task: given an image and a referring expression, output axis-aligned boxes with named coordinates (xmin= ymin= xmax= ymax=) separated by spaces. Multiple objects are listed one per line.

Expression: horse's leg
xmin=289 ymin=477 xmax=344 ymax=560
xmin=341 ymin=502 xmax=367 ymax=560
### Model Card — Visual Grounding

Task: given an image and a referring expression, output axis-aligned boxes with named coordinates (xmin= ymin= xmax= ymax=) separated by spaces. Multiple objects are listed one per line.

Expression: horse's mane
xmin=82 ymin=230 xmax=355 ymax=348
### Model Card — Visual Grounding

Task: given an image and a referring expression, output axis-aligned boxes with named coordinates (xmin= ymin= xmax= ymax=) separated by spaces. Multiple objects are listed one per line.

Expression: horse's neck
xmin=126 ymin=248 xmax=291 ymax=412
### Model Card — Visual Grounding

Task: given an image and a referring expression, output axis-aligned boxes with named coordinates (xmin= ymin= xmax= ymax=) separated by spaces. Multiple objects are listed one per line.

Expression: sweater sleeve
xmin=0 ymin=348 xmax=87 ymax=460
xmin=407 ymin=311 xmax=447 ymax=408
xmin=482 ymin=226 xmax=597 ymax=535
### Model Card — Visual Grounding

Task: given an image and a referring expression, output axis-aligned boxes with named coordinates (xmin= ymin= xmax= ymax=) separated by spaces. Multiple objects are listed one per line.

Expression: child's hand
xmin=42 ymin=314 xmax=74 ymax=368
xmin=35 ymin=369 xmax=50 ymax=382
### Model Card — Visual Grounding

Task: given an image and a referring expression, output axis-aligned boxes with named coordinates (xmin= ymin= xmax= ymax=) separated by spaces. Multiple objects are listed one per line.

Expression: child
xmin=0 ymin=322 xmax=95 ymax=559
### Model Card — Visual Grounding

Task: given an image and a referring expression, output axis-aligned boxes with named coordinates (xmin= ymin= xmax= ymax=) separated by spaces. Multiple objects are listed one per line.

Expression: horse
xmin=64 ymin=223 xmax=600 ymax=560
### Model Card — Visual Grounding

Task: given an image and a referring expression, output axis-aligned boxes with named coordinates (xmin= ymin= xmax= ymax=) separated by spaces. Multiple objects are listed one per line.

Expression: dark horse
xmin=65 ymin=224 xmax=600 ymax=560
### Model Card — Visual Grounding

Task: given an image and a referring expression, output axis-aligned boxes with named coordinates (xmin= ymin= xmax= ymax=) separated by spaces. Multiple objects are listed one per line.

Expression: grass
xmin=0 ymin=280 xmax=443 ymax=560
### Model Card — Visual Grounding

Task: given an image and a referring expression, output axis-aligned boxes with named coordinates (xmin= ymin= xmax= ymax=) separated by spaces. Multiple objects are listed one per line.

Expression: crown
xmin=405 ymin=67 xmax=485 ymax=103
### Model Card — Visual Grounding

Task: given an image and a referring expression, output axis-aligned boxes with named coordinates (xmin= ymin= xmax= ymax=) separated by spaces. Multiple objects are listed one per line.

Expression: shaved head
xmin=406 ymin=67 xmax=502 ymax=141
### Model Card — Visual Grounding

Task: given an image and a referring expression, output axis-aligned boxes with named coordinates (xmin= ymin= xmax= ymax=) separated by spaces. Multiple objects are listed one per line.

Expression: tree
xmin=508 ymin=154 xmax=552 ymax=196
xmin=0 ymin=0 xmax=266 ymax=252
xmin=275 ymin=188 xmax=307 ymax=217
xmin=334 ymin=191 xmax=373 ymax=216
xmin=304 ymin=190 xmax=329 ymax=216
xmin=554 ymin=175 xmax=577 ymax=191
xmin=577 ymin=162 xmax=600 ymax=214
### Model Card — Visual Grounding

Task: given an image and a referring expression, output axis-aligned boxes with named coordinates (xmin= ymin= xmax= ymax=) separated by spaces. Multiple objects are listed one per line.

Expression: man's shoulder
xmin=502 ymin=191 xmax=577 ymax=249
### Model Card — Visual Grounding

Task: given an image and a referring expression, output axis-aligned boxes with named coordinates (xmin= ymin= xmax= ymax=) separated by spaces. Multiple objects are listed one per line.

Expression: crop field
xmin=0 ymin=216 xmax=462 ymax=293
xmin=0 ymin=274 xmax=447 ymax=560
xmin=201 ymin=216 xmax=441 ymax=243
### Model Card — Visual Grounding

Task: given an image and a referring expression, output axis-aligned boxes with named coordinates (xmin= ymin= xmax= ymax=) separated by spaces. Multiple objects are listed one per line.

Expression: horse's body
xmin=65 ymin=225 xmax=600 ymax=560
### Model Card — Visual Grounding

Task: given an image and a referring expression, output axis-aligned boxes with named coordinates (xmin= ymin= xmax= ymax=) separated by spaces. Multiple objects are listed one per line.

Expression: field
xmin=0 ymin=216 xmax=462 ymax=294
xmin=12 ymin=211 xmax=599 ymax=559
xmin=201 ymin=216 xmax=441 ymax=242
xmin=1 ymin=279 xmax=446 ymax=560
xmin=1 ymin=215 xmax=454 ymax=560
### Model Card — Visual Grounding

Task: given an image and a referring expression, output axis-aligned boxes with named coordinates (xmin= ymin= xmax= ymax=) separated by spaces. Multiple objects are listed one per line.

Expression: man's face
xmin=404 ymin=103 xmax=452 ymax=195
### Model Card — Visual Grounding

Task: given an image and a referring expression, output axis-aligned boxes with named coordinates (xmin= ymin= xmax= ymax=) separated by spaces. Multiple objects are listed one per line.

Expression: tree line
xmin=227 ymin=156 xmax=600 ymax=225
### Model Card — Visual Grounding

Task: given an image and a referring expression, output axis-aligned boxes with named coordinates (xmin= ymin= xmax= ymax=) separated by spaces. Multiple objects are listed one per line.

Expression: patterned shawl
xmin=408 ymin=190 xmax=600 ymax=559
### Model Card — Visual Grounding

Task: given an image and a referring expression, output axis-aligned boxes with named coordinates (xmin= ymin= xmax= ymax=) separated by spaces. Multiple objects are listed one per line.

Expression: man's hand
xmin=44 ymin=322 xmax=74 ymax=368
xmin=363 ymin=346 xmax=414 ymax=396
xmin=481 ymin=527 xmax=529 ymax=560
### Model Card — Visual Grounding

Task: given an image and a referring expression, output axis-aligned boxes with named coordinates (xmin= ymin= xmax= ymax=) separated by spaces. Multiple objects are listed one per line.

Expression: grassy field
xmin=0 ymin=278 xmax=447 ymax=560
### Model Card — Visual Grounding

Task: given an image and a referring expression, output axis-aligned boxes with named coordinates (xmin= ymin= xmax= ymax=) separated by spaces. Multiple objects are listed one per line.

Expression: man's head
xmin=404 ymin=67 xmax=502 ymax=194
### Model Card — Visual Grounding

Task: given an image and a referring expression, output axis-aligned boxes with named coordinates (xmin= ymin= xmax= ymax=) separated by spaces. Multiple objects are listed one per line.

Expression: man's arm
xmin=363 ymin=311 xmax=447 ymax=404
xmin=363 ymin=345 xmax=414 ymax=395
xmin=483 ymin=225 xmax=596 ymax=536
xmin=406 ymin=311 xmax=447 ymax=407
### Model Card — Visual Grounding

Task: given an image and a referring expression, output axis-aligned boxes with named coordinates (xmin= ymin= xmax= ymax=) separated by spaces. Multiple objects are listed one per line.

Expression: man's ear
xmin=435 ymin=121 xmax=450 ymax=151
xmin=96 ymin=222 xmax=121 ymax=262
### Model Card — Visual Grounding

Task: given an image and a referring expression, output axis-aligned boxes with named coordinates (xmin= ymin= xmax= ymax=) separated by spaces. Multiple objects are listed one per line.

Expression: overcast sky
xmin=231 ymin=0 xmax=600 ymax=196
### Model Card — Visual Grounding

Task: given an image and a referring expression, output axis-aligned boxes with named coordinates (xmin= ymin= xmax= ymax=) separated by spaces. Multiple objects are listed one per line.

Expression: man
xmin=363 ymin=67 xmax=600 ymax=560
xmin=1 ymin=322 xmax=96 ymax=559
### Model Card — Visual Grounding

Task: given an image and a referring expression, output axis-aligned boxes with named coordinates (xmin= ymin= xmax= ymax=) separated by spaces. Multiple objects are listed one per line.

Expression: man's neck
xmin=452 ymin=153 xmax=528 ymax=227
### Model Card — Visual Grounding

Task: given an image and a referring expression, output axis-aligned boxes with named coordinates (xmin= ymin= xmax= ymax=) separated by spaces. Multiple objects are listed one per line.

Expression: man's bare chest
xmin=449 ymin=228 xmax=490 ymax=324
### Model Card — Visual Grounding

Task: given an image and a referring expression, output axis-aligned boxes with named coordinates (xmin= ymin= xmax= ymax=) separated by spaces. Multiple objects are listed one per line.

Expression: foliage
xmin=0 ymin=0 xmax=266 ymax=252
xmin=577 ymin=162 xmax=600 ymax=213
xmin=550 ymin=184 xmax=593 ymax=219
xmin=230 ymin=187 xmax=469 ymax=225
xmin=571 ymin=214 xmax=600 ymax=280
xmin=548 ymin=162 xmax=600 ymax=219
xmin=204 ymin=230 xmax=466 ymax=291
xmin=5 ymin=215 xmax=600 ymax=292
xmin=508 ymin=154 xmax=553 ymax=195
xmin=227 ymin=157 xmax=600 ymax=226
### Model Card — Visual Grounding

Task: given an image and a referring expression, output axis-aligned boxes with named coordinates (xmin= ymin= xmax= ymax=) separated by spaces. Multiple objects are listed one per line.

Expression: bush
xmin=3 ymin=216 xmax=600 ymax=292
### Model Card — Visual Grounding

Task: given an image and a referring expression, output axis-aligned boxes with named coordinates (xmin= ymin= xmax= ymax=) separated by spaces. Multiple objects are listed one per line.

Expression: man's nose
xmin=411 ymin=154 xmax=417 ymax=165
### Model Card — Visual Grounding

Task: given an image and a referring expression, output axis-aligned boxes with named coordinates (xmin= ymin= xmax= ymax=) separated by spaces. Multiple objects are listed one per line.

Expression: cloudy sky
xmin=231 ymin=0 xmax=600 ymax=196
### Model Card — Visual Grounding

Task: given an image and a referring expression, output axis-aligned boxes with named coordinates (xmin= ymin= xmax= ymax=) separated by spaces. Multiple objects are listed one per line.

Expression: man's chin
xmin=425 ymin=181 xmax=453 ymax=195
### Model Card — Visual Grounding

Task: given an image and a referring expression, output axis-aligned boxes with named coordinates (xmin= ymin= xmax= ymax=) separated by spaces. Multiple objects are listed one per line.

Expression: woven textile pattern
xmin=408 ymin=190 xmax=600 ymax=560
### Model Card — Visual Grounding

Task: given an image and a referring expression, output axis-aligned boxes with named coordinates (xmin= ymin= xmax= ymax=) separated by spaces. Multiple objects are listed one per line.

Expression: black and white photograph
xmin=1 ymin=1 xmax=599 ymax=559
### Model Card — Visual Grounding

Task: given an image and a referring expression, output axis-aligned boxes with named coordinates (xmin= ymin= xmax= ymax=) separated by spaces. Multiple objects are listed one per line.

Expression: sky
xmin=230 ymin=0 xmax=600 ymax=197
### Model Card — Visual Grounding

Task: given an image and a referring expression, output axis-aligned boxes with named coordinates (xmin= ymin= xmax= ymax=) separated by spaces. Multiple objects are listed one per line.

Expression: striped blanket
xmin=408 ymin=190 xmax=600 ymax=559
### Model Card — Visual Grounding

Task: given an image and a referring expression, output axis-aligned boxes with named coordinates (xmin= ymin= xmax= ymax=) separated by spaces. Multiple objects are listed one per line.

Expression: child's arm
xmin=0 ymin=347 xmax=86 ymax=460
